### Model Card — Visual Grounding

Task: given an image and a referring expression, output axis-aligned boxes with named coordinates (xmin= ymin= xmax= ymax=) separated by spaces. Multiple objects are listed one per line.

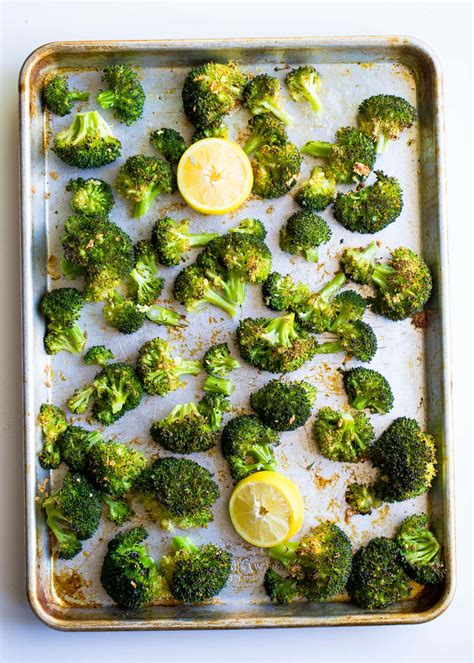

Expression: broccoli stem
xmin=144 ymin=305 xmax=186 ymax=327
xmin=65 ymin=326 xmax=86 ymax=352
xmin=304 ymin=248 xmax=320 ymax=263
xmin=172 ymin=535 xmax=199 ymax=554
xmin=376 ymin=134 xmax=390 ymax=154
xmin=96 ymin=90 xmax=117 ymax=109
xmin=222 ymin=272 xmax=246 ymax=306
xmin=354 ymin=241 xmax=379 ymax=270
xmin=175 ymin=359 xmax=201 ymax=378
xmin=68 ymin=384 xmax=95 ymax=414
xmin=243 ymin=132 xmax=266 ymax=155
xmin=371 ymin=263 xmax=396 ymax=292
xmin=71 ymin=91 xmax=90 ymax=102
xmin=204 ymin=374 xmax=234 ymax=396
xmin=260 ymin=103 xmax=292 ymax=126
xmin=268 ymin=541 xmax=299 ymax=567
xmin=314 ymin=340 xmax=342 ymax=355
xmin=204 ymin=289 xmax=238 ymax=318
xmin=301 ymin=140 xmax=332 ymax=158
xmin=133 ymin=188 xmax=162 ymax=218
xmin=61 ymin=257 xmax=86 ymax=280
xmin=303 ymin=89 xmax=322 ymax=113
xmin=188 ymin=232 xmax=219 ymax=247
xmin=250 ymin=443 xmax=277 ymax=471
xmin=261 ymin=314 xmax=298 ymax=347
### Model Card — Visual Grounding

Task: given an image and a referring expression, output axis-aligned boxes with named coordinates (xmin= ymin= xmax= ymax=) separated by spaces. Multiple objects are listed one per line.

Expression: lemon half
xmin=177 ymin=138 xmax=253 ymax=215
xmin=229 ymin=471 xmax=304 ymax=548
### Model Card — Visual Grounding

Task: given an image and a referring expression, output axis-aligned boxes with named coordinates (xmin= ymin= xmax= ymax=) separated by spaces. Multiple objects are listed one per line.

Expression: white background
xmin=0 ymin=1 xmax=472 ymax=662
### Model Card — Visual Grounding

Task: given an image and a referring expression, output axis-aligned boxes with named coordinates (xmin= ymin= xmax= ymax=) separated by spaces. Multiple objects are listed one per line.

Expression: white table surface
xmin=0 ymin=1 xmax=472 ymax=661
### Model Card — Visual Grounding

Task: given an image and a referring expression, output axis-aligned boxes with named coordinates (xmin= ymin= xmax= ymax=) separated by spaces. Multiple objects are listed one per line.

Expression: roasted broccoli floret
xmin=115 ymin=155 xmax=175 ymax=218
xmin=43 ymin=472 xmax=102 ymax=559
xmin=37 ymin=403 xmax=69 ymax=469
xmin=96 ymin=64 xmax=145 ymax=125
xmin=250 ymin=379 xmax=316 ymax=431
xmin=251 ymin=142 xmax=302 ymax=198
xmin=40 ymin=287 xmax=86 ymax=355
xmin=339 ymin=241 xmax=379 ymax=284
xmin=221 ymin=414 xmax=279 ymax=481
xmin=262 ymin=271 xmax=312 ymax=312
xmin=173 ymin=264 xmax=237 ymax=318
xmin=343 ymin=367 xmax=394 ymax=414
xmin=203 ymin=343 xmax=240 ymax=377
xmin=292 ymin=273 xmax=347 ymax=333
xmin=66 ymin=177 xmax=114 ymax=218
xmin=101 ymin=494 xmax=134 ymax=526
xmin=345 ymin=483 xmax=382 ymax=515
xmin=229 ymin=217 xmax=267 ymax=241
xmin=100 ymin=527 xmax=167 ymax=609
xmin=57 ymin=425 xmax=102 ymax=472
xmin=136 ymin=337 xmax=201 ymax=397
xmin=263 ymin=568 xmax=298 ymax=604
xmin=313 ymin=320 xmax=378 ymax=363
xmin=371 ymin=417 xmax=437 ymax=502
xmin=161 ymin=536 xmax=232 ymax=603
xmin=347 ymin=537 xmax=412 ymax=609
xmin=396 ymin=514 xmax=445 ymax=585
xmin=313 ymin=407 xmax=375 ymax=462
xmin=236 ymin=313 xmax=318 ymax=374
xmin=42 ymin=74 xmax=89 ymax=116
xmin=302 ymin=127 xmax=376 ymax=184
xmin=242 ymin=115 xmax=288 ymax=155
xmin=86 ymin=439 xmax=147 ymax=496
xmin=103 ymin=291 xmax=146 ymax=334
xmin=330 ymin=290 xmax=366 ymax=331
xmin=150 ymin=394 xmax=230 ymax=454
xmin=136 ymin=457 xmax=219 ymax=530
xmin=192 ymin=121 xmax=229 ymax=142
xmin=128 ymin=240 xmax=164 ymax=306
xmin=52 ymin=110 xmax=121 ymax=168
xmin=285 ymin=66 xmax=323 ymax=114
xmin=182 ymin=61 xmax=247 ymax=128
xmin=243 ymin=74 xmax=292 ymax=126
xmin=152 ymin=217 xmax=218 ymax=267
xmin=265 ymin=522 xmax=352 ymax=603
xmin=294 ymin=166 xmax=336 ymax=212
xmin=358 ymin=94 xmax=417 ymax=153
xmin=84 ymin=345 xmax=114 ymax=366
xmin=279 ymin=211 xmax=331 ymax=262
xmin=150 ymin=127 xmax=187 ymax=163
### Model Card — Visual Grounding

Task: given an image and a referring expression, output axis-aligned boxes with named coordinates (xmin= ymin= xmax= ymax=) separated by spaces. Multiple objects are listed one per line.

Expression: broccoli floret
xmin=279 ymin=211 xmax=331 ymax=262
xmin=267 ymin=522 xmax=352 ymax=603
xmin=182 ymin=61 xmax=247 ymax=128
xmin=221 ymin=414 xmax=279 ymax=481
xmin=199 ymin=393 xmax=232 ymax=431
xmin=161 ymin=536 xmax=232 ymax=603
xmin=42 ymin=74 xmax=89 ymax=116
xmin=37 ymin=403 xmax=69 ymax=469
xmin=43 ymin=472 xmax=102 ymax=559
xmin=371 ymin=417 xmax=437 ymax=502
xmin=293 ymin=273 xmax=347 ymax=333
xmin=285 ymin=66 xmax=322 ymax=113
xmin=136 ymin=457 xmax=219 ymax=530
xmin=101 ymin=494 xmax=134 ymax=526
xmin=173 ymin=265 xmax=237 ymax=318
xmin=313 ymin=320 xmax=378 ymax=363
xmin=250 ymin=379 xmax=316 ymax=431
xmin=251 ymin=142 xmax=302 ymax=198
xmin=294 ymin=166 xmax=336 ymax=212
xmin=229 ymin=217 xmax=267 ymax=241
xmin=333 ymin=171 xmax=403 ymax=234
xmin=52 ymin=110 xmax=121 ymax=168
xmin=203 ymin=343 xmax=240 ymax=377
xmin=100 ymin=527 xmax=167 ymax=609
xmin=243 ymin=74 xmax=292 ymax=126
xmin=57 ymin=425 xmax=102 ymax=472
xmin=236 ymin=313 xmax=318 ymax=374
xmin=86 ymin=439 xmax=147 ymax=496
xmin=343 ymin=367 xmax=393 ymax=414
xmin=136 ymin=337 xmax=201 ymax=397
xmin=242 ymin=115 xmax=288 ymax=155
xmin=358 ymin=94 xmax=417 ymax=153
xmin=345 ymin=483 xmax=382 ymax=515
xmin=330 ymin=290 xmax=366 ymax=331
xmin=40 ymin=287 xmax=86 ymax=355
xmin=96 ymin=64 xmax=145 ymax=125
xmin=313 ymin=407 xmax=375 ymax=462
xmin=103 ymin=291 xmax=146 ymax=334
xmin=127 ymin=240 xmax=164 ymax=306
xmin=347 ymin=537 xmax=412 ymax=609
xmin=150 ymin=395 xmax=230 ymax=454
xmin=84 ymin=345 xmax=114 ymax=366
xmin=150 ymin=127 xmax=187 ymax=163
xmin=115 ymin=155 xmax=175 ymax=218
xmin=152 ymin=217 xmax=218 ymax=267
xmin=61 ymin=256 xmax=86 ymax=280
xmin=339 ymin=241 xmax=379 ymax=284
xmin=262 ymin=272 xmax=312 ymax=312
xmin=66 ymin=177 xmax=114 ymax=218
xmin=263 ymin=568 xmax=298 ymax=604
xmin=192 ymin=121 xmax=229 ymax=142
xmin=396 ymin=514 xmax=445 ymax=585
xmin=302 ymin=127 xmax=376 ymax=184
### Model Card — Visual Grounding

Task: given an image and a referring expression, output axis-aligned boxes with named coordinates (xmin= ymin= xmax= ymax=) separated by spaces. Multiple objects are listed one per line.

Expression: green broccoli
xmin=203 ymin=343 xmax=240 ymax=377
xmin=330 ymin=290 xmax=366 ymax=331
xmin=42 ymin=74 xmax=89 ymax=116
xmin=43 ymin=472 xmax=102 ymax=559
xmin=396 ymin=514 xmax=445 ymax=585
xmin=294 ymin=166 xmax=336 ymax=212
xmin=57 ymin=425 xmax=102 ymax=472
xmin=221 ymin=414 xmax=279 ymax=481
xmin=96 ymin=64 xmax=145 ymax=125
xmin=242 ymin=115 xmax=288 ymax=155
xmin=243 ymin=74 xmax=292 ymax=126
xmin=332 ymin=171 xmax=403 ymax=233
xmin=203 ymin=374 xmax=234 ymax=396
xmin=37 ymin=403 xmax=69 ymax=469
xmin=86 ymin=439 xmax=147 ymax=496
xmin=152 ymin=217 xmax=218 ymax=267
xmin=251 ymin=142 xmax=302 ymax=198
xmin=262 ymin=271 xmax=312 ymax=312
xmin=101 ymin=494 xmax=134 ymax=526
xmin=173 ymin=265 xmax=237 ymax=318
xmin=263 ymin=568 xmax=297 ymax=604
xmin=115 ymin=154 xmax=175 ymax=218
xmin=52 ymin=110 xmax=121 ymax=168
xmin=347 ymin=537 xmax=412 ymax=609
xmin=302 ymin=127 xmax=376 ymax=184
xmin=192 ymin=121 xmax=229 ymax=142
xmin=103 ymin=291 xmax=146 ymax=334
xmin=358 ymin=94 xmax=417 ymax=153
xmin=339 ymin=241 xmax=380 ymax=284
xmin=136 ymin=337 xmax=201 ymax=397
xmin=313 ymin=320 xmax=378 ymax=363
xmin=84 ymin=345 xmax=114 ymax=366
xmin=66 ymin=177 xmax=114 ymax=218
xmin=128 ymin=240 xmax=164 ymax=306
xmin=229 ymin=217 xmax=267 ymax=241
xmin=313 ymin=407 xmax=375 ymax=462
xmin=150 ymin=127 xmax=187 ymax=163
xmin=285 ymin=66 xmax=323 ymax=113
xmin=345 ymin=483 xmax=382 ymax=515
xmin=40 ymin=287 xmax=86 ymax=355
xmin=250 ymin=379 xmax=316 ymax=431
xmin=279 ymin=211 xmax=331 ymax=262
xmin=343 ymin=367 xmax=394 ymax=414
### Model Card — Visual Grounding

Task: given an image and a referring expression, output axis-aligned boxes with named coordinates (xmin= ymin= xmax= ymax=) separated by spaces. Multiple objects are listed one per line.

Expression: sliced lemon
xmin=229 ymin=471 xmax=304 ymax=548
xmin=177 ymin=138 xmax=253 ymax=215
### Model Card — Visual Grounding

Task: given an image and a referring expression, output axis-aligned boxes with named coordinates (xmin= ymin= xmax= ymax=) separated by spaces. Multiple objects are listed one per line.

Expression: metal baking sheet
xmin=20 ymin=37 xmax=454 ymax=630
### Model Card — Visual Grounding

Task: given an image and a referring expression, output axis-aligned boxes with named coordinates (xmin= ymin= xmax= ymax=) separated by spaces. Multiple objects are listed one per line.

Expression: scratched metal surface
xmin=20 ymin=38 xmax=453 ymax=629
